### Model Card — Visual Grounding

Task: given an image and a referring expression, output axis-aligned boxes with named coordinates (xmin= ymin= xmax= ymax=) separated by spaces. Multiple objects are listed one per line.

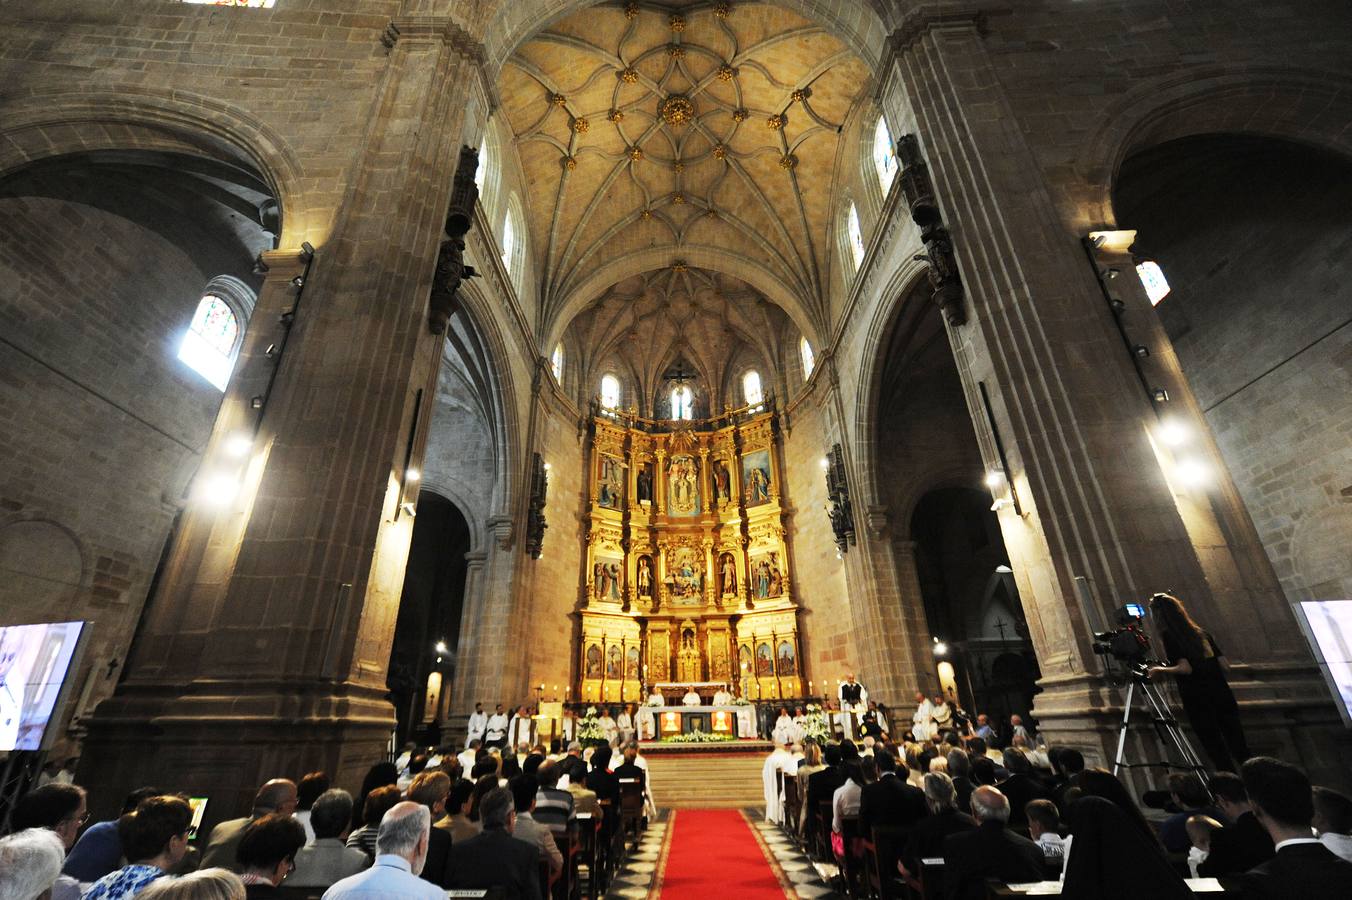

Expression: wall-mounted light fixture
xmin=978 ymin=382 xmax=1023 ymax=516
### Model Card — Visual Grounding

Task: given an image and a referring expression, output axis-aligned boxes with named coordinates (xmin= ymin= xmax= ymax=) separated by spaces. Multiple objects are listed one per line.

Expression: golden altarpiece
xmin=576 ymin=407 xmax=804 ymax=703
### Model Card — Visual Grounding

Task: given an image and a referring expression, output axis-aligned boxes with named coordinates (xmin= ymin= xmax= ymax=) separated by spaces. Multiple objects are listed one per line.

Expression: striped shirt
xmin=533 ymin=786 xmax=576 ymax=834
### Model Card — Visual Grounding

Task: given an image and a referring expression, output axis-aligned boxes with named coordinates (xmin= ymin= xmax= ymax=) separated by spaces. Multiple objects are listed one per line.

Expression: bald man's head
xmin=970 ymin=785 xmax=1011 ymax=824
xmin=376 ymin=801 xmax=431 ymax=874
xmin=254 ymin=779 xmax=298 ymax=816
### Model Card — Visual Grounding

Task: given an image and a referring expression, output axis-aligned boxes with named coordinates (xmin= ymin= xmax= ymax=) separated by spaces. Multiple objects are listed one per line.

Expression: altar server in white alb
xmin=772 ymin=708 xmax=796 ymax=746
xmin=465 ymin=702 xmax=488 ymax=748
xmin=484 ymin=703 xmax=510 ymax=748
xmin=712 ymin=683 xmax=734 ymax=705
xmin=761 ymin=741 xmax=797 ymax=824
xmin=682 ymin=687 xmax=702 ymax=706
xmin=838 ymin=673 xmax=868 ymax=739
xmin=646 ymin=685 xmax=665 ymax=706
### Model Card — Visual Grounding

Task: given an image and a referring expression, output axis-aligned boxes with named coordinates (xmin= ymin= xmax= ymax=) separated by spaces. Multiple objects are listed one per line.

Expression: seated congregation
xmin=765 ymin=729 xmax=1352 ymax=900
xmin=0 ymin=739 xmax=654 ymax=900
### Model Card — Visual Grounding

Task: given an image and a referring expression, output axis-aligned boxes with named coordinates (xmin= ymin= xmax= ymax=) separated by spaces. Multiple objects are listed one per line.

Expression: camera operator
xmin=1145 ymin=593 xmax=1251 ymax=773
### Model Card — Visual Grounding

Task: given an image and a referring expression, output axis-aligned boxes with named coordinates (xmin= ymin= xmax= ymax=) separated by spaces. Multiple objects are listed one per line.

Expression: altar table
xmin=655 ymin=705 xmax=756 ymax=739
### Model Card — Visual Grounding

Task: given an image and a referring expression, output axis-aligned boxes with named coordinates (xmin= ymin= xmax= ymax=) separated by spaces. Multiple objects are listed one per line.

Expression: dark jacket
xmin=1238 ymin=841 xmax=1352 ymax=899
xmin=586 ymin=769 xmax=619 ymax=805
xmin=444 ymin=827 xmax=541 ymax=899
xmin=903 ymin=808 xmax=976 ymax=874
xmin=994 ymin=774 xmax=1049 ymax=825
xmin=860 ymin=773 xmax=928 ymax=831
xmin=942 ymin=820 xmax=1045 ymax=900
xmin=1198 ymin=811 xmax=1274 ymax=877
xmin=422 ymin=823 xmax=452 ymax=887
xmin=613 ymin=762 xmax=646 ymax=786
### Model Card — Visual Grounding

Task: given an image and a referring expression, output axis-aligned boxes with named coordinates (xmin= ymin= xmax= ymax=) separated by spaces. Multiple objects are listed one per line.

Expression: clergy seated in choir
xmin=645 ymin=686 xmax=665 ymax=707
xmin=712 ymin=684 xmax=734 ymax=706
xmin=682 ymin=688 xmax=702 ymax=706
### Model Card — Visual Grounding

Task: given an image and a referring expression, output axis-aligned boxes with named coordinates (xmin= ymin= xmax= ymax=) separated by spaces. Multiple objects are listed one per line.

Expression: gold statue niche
xmin=575 ymin=402 xmax=804 ymax=704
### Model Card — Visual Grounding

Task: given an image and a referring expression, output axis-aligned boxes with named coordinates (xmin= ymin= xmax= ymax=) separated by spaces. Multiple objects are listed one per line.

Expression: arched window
xmin=177 ymin=294 xmax=240 ymax=391
xmin=743 ymin=370 xmax=764 ymax=406
xmin=799 ymin=338 xmax=815 ymax=379
xmin=501 ymin=211 xmax=516 ymax=269
xmin=1136 ymin=260 xmax=1171 ymax=306
xmin=600 ymin=374 xmax=621 ymax=409
xmin=550 ymin=343 xmax=564 ymax=381
xmin=670 ymin=385 xmax=694 ymax=420
xmin=475 ymin=141 xmax=490 ymax=194
xmin=847 ymin=203 xmax=865 ymax=269
xmin=873 ymin=116 xmax=898 ymax=193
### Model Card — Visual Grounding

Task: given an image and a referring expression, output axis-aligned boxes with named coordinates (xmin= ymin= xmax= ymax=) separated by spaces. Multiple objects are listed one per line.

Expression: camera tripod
xmin=1112 ymin=673 xmax=1209 ymax=781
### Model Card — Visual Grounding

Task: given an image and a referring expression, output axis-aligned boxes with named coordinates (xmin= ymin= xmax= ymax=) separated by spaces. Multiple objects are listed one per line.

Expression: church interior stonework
xmin=2 ymin=0 xmax=1352 ymax=867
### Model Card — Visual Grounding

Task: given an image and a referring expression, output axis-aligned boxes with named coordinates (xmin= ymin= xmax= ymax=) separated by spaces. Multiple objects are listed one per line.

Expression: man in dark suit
xmin=613 ymin=744 xmax=646 ymax=786
xmin=860 ymin=752 xmax=927 ymax=831
xmin=444 ymin=786 xmax=540 ymax=898
xmin=993 ymin=749 xmax=1048 ymax=826
xmin=1198 ymin=771 xmax=1273 ymax=877
xmin=942 ymin=786 xmax=1044 ymax=900
xmin=1237 ymin=756 xmax=1352 ymax=899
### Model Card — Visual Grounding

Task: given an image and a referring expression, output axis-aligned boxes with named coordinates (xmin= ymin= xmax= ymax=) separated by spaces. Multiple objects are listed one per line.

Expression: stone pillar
xmin=879 ymin=13 xmax=1345 ymax=784
xmin=77 ymin=18 xmax=491 ymax=822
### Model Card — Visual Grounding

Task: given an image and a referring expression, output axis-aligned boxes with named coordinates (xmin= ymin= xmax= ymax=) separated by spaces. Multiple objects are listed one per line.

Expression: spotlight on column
xmin=224 ymin=434 xmax=253 ymax=458
xmin=405 ymin=467 xmax=420 ymax=482
xmin=1157 ymin=418 xmax=1190 ymax=447
xmin=434 ymin=640 xmax=449 ymax=655
xmin=932 ymin=638 xmax=948 ymax=657
xmin=1175 ymin=457 xmax=1210 ymax=488
xmin=820 ymin=457 xmax=830 ymax=470
xmin=984 ymin=469 xmax=1005 ymax=490
xmin=201 ymin=473 xmax=240 ymax=507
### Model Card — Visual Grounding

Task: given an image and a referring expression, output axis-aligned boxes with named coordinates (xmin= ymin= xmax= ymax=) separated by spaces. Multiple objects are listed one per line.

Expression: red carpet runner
xmin=651 ymin=809 xmax=792 ymax=898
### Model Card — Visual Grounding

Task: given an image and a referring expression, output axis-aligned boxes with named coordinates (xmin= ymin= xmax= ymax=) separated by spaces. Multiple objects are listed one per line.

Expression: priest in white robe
xmin=646 ymin=686 xmax=665 ymax=706
xmin=772 ymin=709 xmax=795 ymax=746
xmin=838 ymin=674 xmax=868 ymax=740
xmin=635 ymin=704 xmax=656 ymax=740
xmin=682 ymin=687 xmax=702 ymax=706
xmin=466 ymin=703 xmax=488 ymax=748
xmin=910 ymin=691 xmax=935 ymax=742
xmin=507 ymin=706 xmax=533 ymax=749
xmin=712 ymin=683 xmax=733 ymax=705
xmin=761 ymin=742 xmax=796 ymax=823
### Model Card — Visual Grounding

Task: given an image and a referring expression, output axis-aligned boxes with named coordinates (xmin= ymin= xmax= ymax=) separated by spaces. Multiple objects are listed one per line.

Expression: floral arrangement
xmin=660 ymin=729 xmax=737 ymax=744
xmin=801 ymin=703 xmax=831 ymax=745
xmin=575 ymin=705 xmax=607 ymax=746
xmin=731 ymin=696 xmax=752 ymax=706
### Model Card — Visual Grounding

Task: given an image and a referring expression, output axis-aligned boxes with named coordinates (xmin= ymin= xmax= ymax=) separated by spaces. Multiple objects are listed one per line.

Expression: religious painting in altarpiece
xmin=576 ymin=409 xmax=804 ymax=705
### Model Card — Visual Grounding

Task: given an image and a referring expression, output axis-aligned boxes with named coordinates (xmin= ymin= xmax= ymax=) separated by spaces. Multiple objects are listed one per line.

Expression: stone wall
xmin=0 ymin=197 xmax=220 ymax=740
xmin=1114 ymin=135 xmax=1352 ymax=609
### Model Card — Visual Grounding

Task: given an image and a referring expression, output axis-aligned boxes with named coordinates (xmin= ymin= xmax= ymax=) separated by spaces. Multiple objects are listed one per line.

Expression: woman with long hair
xmin=1146 ymin=592 xmax=1251 ymax=772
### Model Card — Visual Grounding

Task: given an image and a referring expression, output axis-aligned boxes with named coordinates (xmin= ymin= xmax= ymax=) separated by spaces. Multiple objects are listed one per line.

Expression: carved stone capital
xmin=486 ymin=516 xmax=513 ymax=551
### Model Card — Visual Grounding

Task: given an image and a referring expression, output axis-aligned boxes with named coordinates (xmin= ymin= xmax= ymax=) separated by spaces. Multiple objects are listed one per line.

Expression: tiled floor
xmin=603 ymin=809 xmax=845 ymax=899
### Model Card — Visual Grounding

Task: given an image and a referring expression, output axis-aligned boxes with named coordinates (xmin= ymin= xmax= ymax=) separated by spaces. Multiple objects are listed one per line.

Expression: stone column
xmin=879 ymin=13 xmax=1345 ymax=782
xmin=78 ymin=17 xmax=492 ymax=820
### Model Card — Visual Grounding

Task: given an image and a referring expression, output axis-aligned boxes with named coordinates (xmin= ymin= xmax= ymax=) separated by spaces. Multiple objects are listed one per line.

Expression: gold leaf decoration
xmin=713 ymin=0 xmax=731 ymax=19
xmin=778 ymin=154 xmax=797 ymax=170
xmin=659 ymin=95 xmax=695 ymax=126
xmin=672 ymin=192 xmax=686 ymax=204
xmin=624 ymin=2 xmax=638 ymax=19
xmin=550 ymin=92 xmax=567 ymax=107
xmin=669 ymin=14 xmax=686 ymax=31
xmin=562 ymin=155 xmax=577 ymax=170
xmin=639 ymin=208 xmax=653 ymax=220
xmin=666 ymin=44 xmax=686 ymax=59
xmin=628 ymin=145 xmax=644 ymax=161
xmin=712 ymin=145 xmax=727 ymax=160
xmin=731 ymin=108 xmax=748 ymax=122
xmin=620 ymin=68 xmax=639 ymax=84
xmin=766 ymin=113 xmax=785 ymax=130
xmin=716 ymin=64 xmax=736 ymax=82
xmin=790 ymin=87 xmax=812 ymax=104
xmin=608 ymin=109 xmax=624 ymax=123
xmin=673 ymin=161 xmax=685 ymax=173
xmin=573 ymin=117 xmax=590 ymax=134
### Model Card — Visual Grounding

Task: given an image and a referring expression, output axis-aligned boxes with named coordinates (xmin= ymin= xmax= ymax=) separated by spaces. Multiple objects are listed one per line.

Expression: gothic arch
xmin=1077 ymin=66 xmax=1352 ymax=229
xmin=850 ymin=260 xmax=932 ymax=508
xmin=0 ymin=86 xmax=314 ymax=247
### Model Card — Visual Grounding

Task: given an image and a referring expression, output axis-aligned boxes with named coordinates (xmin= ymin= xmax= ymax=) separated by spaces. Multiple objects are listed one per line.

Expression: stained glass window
xmin=799 ymin=338 xmax=815 ymax=379
xmin=601 ymin=374 xmax=621 ymax=409
xmin=743 ymin=370 xmax=764 ymax=406
xmin=182 ymin=0 xmax=276 ymax=7
xmin=670 ymin=385 xmax=694 ymax=420
xmin=847 ymin=203 xmax=865 ymax=268
xmin=177 ymin=295 xmax=239 ymax=391
xmin=551 ymin=343 xmax=564 ymax=381
xmin=1136 ymin=260 xmax=1171 ymax=306
xmin=873 ymin=117 xmax=898 ymax=192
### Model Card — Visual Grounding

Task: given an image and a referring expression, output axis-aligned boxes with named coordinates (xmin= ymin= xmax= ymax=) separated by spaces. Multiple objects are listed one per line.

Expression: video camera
xmin=1091 ymin=602 xmax=1156 ymax=677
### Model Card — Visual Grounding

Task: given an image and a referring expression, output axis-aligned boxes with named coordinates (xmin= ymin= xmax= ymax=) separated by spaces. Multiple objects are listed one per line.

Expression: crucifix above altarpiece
xmin=575 ymin=405 xmax=804 ymax=704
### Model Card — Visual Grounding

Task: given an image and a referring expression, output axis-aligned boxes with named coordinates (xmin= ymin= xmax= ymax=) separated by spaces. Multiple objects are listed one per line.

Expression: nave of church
xmin=1 ymin=0 xmax=1351 ymax=898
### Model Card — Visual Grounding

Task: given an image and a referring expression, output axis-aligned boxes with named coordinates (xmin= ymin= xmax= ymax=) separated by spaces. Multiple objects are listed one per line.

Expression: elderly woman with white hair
xmin=0 ymin=828 xmax=66 ymax=900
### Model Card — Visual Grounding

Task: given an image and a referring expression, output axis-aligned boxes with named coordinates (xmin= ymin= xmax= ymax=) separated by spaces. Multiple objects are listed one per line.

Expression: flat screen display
xmin=0 ymin=621 xmax=87 ymax=751
xmin=1295 ymin=600 xmax=1352 ymax=728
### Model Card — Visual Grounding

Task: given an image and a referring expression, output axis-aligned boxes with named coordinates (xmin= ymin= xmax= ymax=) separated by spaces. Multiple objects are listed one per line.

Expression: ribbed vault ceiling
xmin=502 ymin=0 xmax=871 ymax=345
xmin=563 ymin=265 xmax=792 ymax=408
